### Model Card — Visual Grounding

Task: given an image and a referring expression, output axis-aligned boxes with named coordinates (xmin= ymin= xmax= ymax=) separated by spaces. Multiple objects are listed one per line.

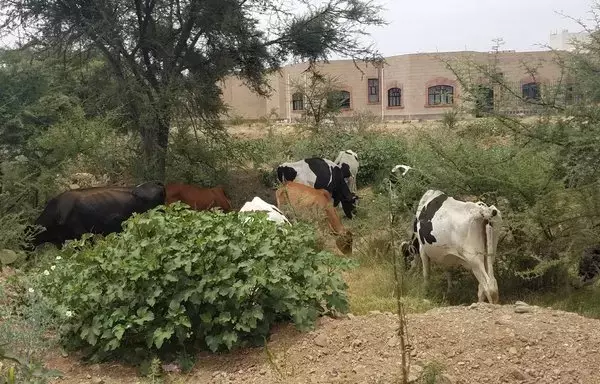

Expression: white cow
xmin=239 ymin=196 xmax=290 ymax=225
xmin=334 ymin=150 xmax=359 ymax=193
xmin=401 ymin=189 xmax=502 ymax=304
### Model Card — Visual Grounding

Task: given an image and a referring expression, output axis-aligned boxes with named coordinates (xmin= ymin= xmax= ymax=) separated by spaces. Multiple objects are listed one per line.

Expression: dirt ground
xmin=45 ymin=302 xmax=600 ymax=384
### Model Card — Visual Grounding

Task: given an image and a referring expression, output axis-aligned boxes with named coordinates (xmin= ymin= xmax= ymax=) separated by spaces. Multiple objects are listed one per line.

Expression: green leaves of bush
xmin=38 ymin=203 xmax=353 ymax=360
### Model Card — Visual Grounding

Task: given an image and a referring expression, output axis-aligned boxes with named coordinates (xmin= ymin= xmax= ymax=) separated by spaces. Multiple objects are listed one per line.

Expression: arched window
xmin=428 ymin=85 xmax=454 ymax=106
xmin=292 ymin=92 xmax=304 ymax=111
xmin=388 ymin=88 xmax=401 ymax=107
xmin=326 ymin=90 xmax=351 ymax=110
xmin=339 ymin=90 xmax=351 ymax=109
xmin=522 ymin=82 xmax=540 ymax=100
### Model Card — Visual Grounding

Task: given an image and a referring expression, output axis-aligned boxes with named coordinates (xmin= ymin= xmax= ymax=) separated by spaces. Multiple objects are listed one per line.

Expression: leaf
xmin=153 ymin=327 xmax=174 ymax=349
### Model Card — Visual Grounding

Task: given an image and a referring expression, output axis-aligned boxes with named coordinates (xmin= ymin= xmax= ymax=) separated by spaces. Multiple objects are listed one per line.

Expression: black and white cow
xmin=334 ymin=150 xmax=359 ymax=193
xmin=276 ymin=157 xmax=358 ymax=219
xmin=401 ymin=189 xmax=502 ymax=304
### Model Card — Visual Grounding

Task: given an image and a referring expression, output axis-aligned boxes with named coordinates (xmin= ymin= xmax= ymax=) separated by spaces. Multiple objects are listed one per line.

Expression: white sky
xmin=364 ymin=0 xmax=594 ymax=56
xmin=0 ymin=0 xmax=594 ymax=56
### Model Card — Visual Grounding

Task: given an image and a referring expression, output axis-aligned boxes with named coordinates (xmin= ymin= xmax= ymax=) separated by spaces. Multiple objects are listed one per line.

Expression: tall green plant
xmin=36 ymin=203 xmax=354 ymax=361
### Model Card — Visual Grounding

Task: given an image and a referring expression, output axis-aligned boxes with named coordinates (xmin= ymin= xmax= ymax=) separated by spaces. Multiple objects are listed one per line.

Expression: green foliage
xmin=36 ymin=203 xmax=354 ymax=361
xmin=0 ymin=344 xmax=62 ymax=384
xmin=441 ymin=109 xmax=459 ymax=129
xmin=166 ymin=126 xmax=230 ymax=186
xmin=418 ymin=361 xmax=445 ymax=384
xmin=7 ymin=0 xmax=385 ymax=179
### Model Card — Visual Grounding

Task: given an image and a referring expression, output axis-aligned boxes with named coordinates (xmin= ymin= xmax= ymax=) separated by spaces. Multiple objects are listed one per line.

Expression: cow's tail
xmin=481 ymin=205 xmax=500 ymax=303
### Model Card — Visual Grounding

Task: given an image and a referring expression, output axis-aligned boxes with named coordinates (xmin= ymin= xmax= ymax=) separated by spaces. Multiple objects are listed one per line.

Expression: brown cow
xmin=165 ymin=183 xmax=232 ymax=212
xmin=275 ymin=182 xmax=352 ymax=255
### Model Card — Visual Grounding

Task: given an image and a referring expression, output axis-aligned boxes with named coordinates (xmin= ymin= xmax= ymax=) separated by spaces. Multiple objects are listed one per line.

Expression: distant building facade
xmin=220 ymin=50 xmax=564 ymax=121
xmin=549 ymin=29 xmax=589 ymax=51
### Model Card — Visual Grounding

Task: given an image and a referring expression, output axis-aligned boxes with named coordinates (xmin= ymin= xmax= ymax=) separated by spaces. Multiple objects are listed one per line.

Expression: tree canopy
xmin=1 ymin=0 xmax=386 ymax=179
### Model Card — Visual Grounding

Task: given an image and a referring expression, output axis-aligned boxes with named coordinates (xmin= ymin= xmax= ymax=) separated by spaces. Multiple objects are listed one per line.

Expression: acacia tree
xmin=1 ymin=0 xmax=385 ymax=179
xmin=291 ymin=69 xmax=346 ymax=131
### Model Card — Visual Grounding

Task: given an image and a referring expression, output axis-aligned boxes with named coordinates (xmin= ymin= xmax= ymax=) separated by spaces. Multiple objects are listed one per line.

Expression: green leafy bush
xmin=37 ymin=203 xmax=354 ymax=361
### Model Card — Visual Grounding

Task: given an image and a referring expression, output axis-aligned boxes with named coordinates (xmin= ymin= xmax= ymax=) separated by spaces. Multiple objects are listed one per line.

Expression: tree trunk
xmin=140 ymin=104 xmax=170 ymax=182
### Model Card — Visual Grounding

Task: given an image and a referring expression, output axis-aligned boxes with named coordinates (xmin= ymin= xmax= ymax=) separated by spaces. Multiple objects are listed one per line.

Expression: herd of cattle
xmin=25 ymin=150 xmax=600 ymax=304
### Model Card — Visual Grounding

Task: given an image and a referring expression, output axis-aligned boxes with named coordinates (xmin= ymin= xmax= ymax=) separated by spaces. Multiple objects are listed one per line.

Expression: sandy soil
xmin=45 ymin=302 xmax=600 ymax=384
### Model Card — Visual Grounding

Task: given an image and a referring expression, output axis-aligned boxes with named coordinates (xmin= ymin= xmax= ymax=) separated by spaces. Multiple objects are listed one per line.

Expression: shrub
xmin=36 ymin=203 xmax=354 ymax=361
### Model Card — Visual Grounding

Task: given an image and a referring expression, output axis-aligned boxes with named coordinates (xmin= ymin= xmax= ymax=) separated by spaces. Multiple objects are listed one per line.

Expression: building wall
xmin=220 ymin=50 xmax=563 ymax=121
xmin=549 ymin=29 xmax=589 ymax=51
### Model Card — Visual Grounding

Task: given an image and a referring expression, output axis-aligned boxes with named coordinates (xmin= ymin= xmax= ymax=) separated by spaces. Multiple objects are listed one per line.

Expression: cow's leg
xmin=468 ymin=257 xmax=498 ymax=304
xmin=420 ymin=247 xmax=431 ymax=292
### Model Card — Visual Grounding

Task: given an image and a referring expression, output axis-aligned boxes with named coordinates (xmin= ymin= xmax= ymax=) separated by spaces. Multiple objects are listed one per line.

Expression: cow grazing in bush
xmin=165 ymin=183 xmax=232 ymax=212
xmin=401 ymin=189 xmax=502 ymax=304
xmin=579 ymin=245 xmax=600 ymax=284
xmin=334 ymin=150 xmax=359 ymax=193
xmin=276 ymin=157 xmax=358 ymax=219
xmin=31 ymin=181 xmax=166 ymax=248
xmin=239 ymin=196 xmax=290 ymax=225
xmin=276 ymin=182 xmax=352 ymax=255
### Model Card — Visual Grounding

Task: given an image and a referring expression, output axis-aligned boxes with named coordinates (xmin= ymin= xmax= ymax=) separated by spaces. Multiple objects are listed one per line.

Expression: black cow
xmin=276 ymin=157 xmax=358 ymax=219
xmin=30 ymin=181 xmax=165 ymax=248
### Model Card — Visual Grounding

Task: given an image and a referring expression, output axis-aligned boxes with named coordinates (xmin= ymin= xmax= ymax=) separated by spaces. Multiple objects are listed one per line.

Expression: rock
xmin=510 ymin=369 xmax=527 ymax=380
xmin=368 ymin=310 xmax=382 ymax=316
xmin=387 ymin=336 xmax=399 ymax=347
xmin=483 ymin=358 xmax=493 ymax=366
xmin=410 ymin=365 xmax=423 ymax=375
xmin=352 ymin=365 xmax=366 ymax=374
xmin=509 ymin=347 xmax=518 ymax=355
xmin=0 ymin=249 xmax=19 ymax=265
xmin=468 ymin=303 xmax=479 ymax=309
xmin=91 ymin=378 xmax=104 ymax=384
xmin=347 ymin=313 xmax=356 ymax=320
xmin=515 ymin=305 xmax=532 ymax=314
xmin=314 ymin=334 xmax=328 ymax=348
xmin=86 ymin=374 xmax=92 ymax=379
xmin=161 ymin=363 xmax=181 ymax=373
xmin=352 ymin=339 xmax=363 ymax=348
xmin=259 ymin=369 xmax=267 ymax=375
xmin=515 ymin=301 xmax=529 ymax=306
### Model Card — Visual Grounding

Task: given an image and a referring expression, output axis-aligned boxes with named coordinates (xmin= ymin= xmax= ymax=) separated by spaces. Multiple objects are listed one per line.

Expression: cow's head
xmin=133 ymin=181 xmax=166 ymax=206
xmin=335 ymin=230 xmax=353 ymax=255
xmin=400 ymin=235 xmax=420 ymax=270
xmin=331 ymin=166 xmax=356 ymax=219
xmin=339 ymin=193 xmax=359 ymax=218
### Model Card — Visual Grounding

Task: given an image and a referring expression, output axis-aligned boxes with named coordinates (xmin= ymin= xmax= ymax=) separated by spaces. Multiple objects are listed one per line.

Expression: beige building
xmin=220 ymin=50 xmax=564 ymax=121
xmin=549 ymin=29 xmax=589 ymax=52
